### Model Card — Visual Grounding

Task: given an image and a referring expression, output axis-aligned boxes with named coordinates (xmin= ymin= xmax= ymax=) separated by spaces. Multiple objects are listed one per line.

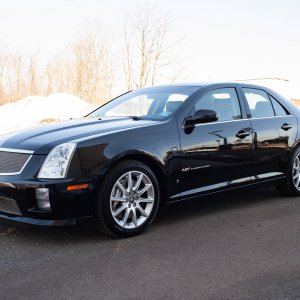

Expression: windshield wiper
xmin=127 ymin=116 xmax=141 ymax=120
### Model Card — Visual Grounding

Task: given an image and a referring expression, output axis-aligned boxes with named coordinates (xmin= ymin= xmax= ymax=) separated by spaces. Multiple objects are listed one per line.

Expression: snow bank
xmin=0 ymin=93 xmax=97 ymax=135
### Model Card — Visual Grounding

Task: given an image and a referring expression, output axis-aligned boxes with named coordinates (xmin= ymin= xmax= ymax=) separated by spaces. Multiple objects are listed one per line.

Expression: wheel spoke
xmin=295 ymin=175 xmax=300 ymax=187
xmin=139 ymin=197 xmax=154 ymax=203
xmin=116 ymin=181 xmax=127 ymax=195
xmin=113 ymin=203 xmax=126 ymax=217
xmin=138 ymin=184 xmax=151 ymax=196
xmin=132 ymin=208 xmax=137 ymax=227
xmin=127 ymin=172 xmax=133 ymax=193
xmin=292 ymin=155 xmax=300 ymax=190
xmin=122 ymin=208 xmax=130 ymax=226
xmin=296 ymin=157 xmax=300 ymax=168
xmin=134 ymin=174 xmax=143 ymax=191
xmin=136 ymin=204 xmax=148 ymax=217
xmin=111 ymin=196 xmax=127 ymax=203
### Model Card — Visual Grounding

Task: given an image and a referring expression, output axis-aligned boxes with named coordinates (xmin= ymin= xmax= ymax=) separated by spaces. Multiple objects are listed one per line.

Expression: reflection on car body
xmin=0 ymin=82 xmax=300 ymax=237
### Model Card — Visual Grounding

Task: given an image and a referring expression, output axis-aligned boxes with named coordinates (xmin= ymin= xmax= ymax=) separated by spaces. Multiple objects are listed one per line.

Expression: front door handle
xmin=236 ymin=130 xmax=251 ymax=139
xmin=281 ymin=123 xmax=292 ymax=131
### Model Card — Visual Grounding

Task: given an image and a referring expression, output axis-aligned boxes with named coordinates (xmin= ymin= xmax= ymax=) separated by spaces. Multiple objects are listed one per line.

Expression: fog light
xmin=35 ymin=188 xmax=51 ymax=211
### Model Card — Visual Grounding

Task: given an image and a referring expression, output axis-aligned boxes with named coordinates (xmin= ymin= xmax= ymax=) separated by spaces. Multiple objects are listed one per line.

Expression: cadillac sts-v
xmin=0 ymin=83 xmax=299 ymax=237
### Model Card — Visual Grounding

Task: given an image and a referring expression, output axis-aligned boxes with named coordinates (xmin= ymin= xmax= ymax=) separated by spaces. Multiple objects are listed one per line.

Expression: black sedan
xmin=0 ymin=82 xmax=299 ymax=237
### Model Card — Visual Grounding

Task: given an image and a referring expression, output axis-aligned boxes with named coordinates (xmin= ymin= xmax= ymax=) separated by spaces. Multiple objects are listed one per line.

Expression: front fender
xmin=67 ymin=118 xmax=181 ymax=200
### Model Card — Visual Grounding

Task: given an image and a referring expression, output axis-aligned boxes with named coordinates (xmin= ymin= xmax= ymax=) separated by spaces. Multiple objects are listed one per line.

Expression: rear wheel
xmin=96 ymin=160 xmax=160 ymax=237
xmin=276 ymin=147 xmax=300 ymax=196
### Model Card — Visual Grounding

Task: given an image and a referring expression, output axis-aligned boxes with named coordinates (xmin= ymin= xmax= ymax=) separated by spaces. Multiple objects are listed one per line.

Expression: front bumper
xmin=0 ymin=177 xmax=98 ymax=226
xmin=0 ymin=212 xmax=93 ymax=226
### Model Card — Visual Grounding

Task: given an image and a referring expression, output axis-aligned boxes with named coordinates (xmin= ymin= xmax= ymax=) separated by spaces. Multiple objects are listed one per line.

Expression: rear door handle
xmin=281 ymin=123 xmax=292 ymax=131
xmin=236 ymin=130 xmax=251 ymax=139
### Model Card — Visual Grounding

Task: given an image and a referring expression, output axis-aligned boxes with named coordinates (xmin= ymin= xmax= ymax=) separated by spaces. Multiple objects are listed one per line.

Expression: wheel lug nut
xmin=133 ymin=203 xmax=136 ymax=207
xmin=128 ymin=204 xmax=131 ymax=208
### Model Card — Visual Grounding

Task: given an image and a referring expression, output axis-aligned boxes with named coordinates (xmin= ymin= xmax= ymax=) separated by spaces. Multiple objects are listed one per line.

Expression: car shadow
xmin=154 ymin=186 xmax=283 ymax=226
xmin=0 ymin=219 xmax=110 ymax=243
xmin=0 ymin=186 xmax=284 ymax=242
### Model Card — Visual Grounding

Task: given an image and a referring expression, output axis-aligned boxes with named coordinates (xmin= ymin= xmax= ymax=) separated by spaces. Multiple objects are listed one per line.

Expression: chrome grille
xmin=0 ymin=196 xmax=21 ymax=215
xmin=0 ymin=148 xmax=32 ymax=175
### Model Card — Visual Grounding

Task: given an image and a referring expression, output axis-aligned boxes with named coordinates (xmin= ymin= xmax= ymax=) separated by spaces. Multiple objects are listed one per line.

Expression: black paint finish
xmin=0 ymin=82 xmax=299 ymax=226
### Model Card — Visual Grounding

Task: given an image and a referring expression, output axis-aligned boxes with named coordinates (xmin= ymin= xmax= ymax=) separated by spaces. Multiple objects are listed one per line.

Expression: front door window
xmin=195 ymin=88 xmax=242 ymax=122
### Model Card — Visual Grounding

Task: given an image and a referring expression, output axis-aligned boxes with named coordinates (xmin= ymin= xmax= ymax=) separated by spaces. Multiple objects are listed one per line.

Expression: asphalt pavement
xmin=1 ymin=187 xmax=300 ymax=300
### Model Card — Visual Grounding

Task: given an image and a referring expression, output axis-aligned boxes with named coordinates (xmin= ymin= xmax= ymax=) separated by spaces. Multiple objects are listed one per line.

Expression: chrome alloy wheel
xmin=292 ymin=154 xmax=300 ymax=190
xmin=110 ymin=171 xmax=155 ymax=229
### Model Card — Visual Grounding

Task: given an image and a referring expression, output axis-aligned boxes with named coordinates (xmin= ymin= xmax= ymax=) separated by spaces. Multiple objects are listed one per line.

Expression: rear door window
xmin=243 ymin=88 xmax=275 ymax=118
xmin=269 ymin=95 xmax=289 ymax=116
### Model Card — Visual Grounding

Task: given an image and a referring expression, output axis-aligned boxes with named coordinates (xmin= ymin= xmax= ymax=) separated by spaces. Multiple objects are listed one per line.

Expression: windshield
xmin=89 ymin=86 xmax=200 ymax=120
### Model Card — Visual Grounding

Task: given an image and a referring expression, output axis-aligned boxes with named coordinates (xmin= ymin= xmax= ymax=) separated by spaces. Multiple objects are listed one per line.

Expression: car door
xmin=241 ymin=87 xmax=297 ymax=180
xmin=176 ymin=85 xmax=253 ymax=200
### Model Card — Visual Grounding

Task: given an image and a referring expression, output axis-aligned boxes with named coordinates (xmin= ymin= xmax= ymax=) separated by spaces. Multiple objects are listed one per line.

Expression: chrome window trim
xmin=248 ymin=115 xmax=295 ymax=120
xmin=182 ymin=114 xmax=295 ymax=128
xmin=182 ymin=118 xmax=247 ymax=128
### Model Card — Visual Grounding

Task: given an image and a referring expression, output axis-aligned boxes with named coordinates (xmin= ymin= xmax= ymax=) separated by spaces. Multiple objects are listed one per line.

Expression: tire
xmin=95 ymin=159 xmax=160 ymax=237
xmin=276 ymin=147 xmax=300 ymax=196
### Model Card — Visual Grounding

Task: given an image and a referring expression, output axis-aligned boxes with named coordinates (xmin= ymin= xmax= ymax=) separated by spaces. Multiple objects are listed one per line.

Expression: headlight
xmin=38 ymin=143 xmax=76 ymax=179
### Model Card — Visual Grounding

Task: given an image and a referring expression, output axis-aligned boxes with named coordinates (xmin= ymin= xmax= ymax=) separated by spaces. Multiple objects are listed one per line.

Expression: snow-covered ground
xmin=0 ymin=93 xmax=97 ymax=135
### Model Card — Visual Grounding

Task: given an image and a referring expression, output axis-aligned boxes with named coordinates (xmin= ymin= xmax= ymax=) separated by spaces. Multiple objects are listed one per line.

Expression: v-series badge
xmin=182 ymin=165 xmax=211 ymax=172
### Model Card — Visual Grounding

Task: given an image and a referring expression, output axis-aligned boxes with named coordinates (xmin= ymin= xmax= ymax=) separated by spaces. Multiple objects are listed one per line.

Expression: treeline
xmin=0 ymin=5 xmax=182 ymax=106
xmin=0 ymin=26 xmax=112 ymax=105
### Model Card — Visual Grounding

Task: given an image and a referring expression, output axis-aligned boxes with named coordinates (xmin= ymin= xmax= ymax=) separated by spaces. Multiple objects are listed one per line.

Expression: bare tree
xmin=42 ymin=25 xmax=113 ymax=105
xmin=7 ymin=53 xmax=27 ymax=102
xmin=123 ymin=4 xmax=181 ymax=90
xmin=0 ymin=7 xmax=185 ymax=107
xmin=0 ymin=47 xmax=8 ymax=104
xmin=27 ymin=55 xmax=40 ymax=96
xmin=124 ymin=21 xmax=134 ymax=91
xmin=0 ymin=48 xmax=44 ymax=104
xmin=45 ymin=54 xmax=74 ymax=95
xmin=70 ymin=24 xmax=113 ymax=104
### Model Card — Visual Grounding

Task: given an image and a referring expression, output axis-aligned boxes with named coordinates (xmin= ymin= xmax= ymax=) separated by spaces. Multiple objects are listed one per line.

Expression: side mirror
xmin=185 ymin=109 xmax=218 ymax=126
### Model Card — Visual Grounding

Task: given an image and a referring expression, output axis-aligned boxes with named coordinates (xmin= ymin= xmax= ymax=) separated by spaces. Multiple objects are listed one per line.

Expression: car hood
xmin=0 ymin=117 xmax=159 ymax=154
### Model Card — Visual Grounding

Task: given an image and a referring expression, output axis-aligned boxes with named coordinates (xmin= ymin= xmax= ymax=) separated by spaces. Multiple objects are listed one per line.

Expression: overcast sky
xmin=1 ymin=0 xmax=300 ymax=98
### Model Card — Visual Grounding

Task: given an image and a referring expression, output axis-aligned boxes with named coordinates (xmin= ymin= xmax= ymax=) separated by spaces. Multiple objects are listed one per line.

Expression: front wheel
xmin=276 ymin=147 xmax=300 ymax=196
xmin=96 ymin=160 xmax=160 ymax=237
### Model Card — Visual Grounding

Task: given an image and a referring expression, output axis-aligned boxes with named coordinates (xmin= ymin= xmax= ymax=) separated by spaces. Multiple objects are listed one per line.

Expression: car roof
xmin=150 ymin=82 xmax=270 ymax=89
